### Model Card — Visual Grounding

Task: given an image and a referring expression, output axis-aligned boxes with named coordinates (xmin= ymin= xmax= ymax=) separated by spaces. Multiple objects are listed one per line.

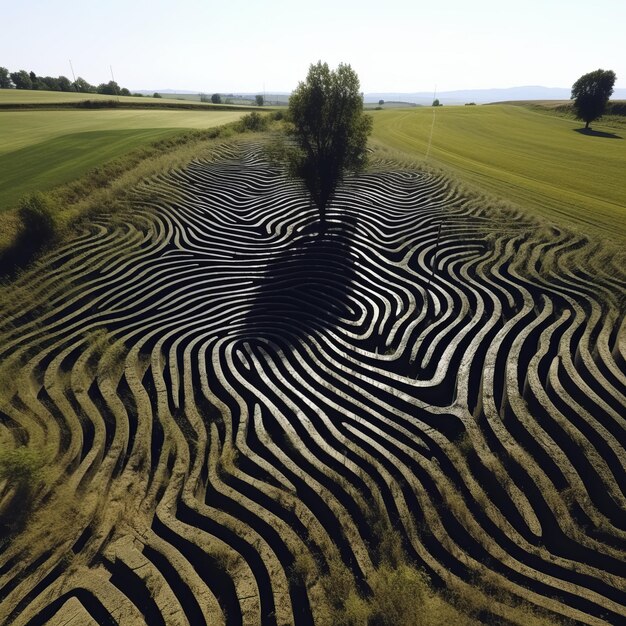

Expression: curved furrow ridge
xmin=0 ymin=143 xmax=624 ymax=626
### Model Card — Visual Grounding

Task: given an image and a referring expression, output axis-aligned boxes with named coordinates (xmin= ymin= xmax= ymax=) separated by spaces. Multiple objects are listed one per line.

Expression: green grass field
xmin=0 ymin=89 xmax=216 ymax=107
xmin=2 ymin=97 xmax=624 ymax=239
xmin=370 ymin=105 xmax=626 ymax=238
xmin=0 ymin=109 xmax=244 ymax=210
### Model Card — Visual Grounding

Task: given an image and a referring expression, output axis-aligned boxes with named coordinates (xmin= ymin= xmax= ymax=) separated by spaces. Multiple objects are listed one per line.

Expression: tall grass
xmin=0 ymin=446 xmax=48 ymax=538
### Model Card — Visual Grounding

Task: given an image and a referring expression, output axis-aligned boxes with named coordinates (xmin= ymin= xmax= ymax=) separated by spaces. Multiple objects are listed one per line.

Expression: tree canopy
xmin=571 ymin=69 xmax=616 ymax=129
xmin=211 ymin=93 xmax=221 ymax=104
xmin=97 ymin=81 xmax=121 ymax=96
xmin=286 ymin=61 xmax=372 ymax=225
xmin=0 ymin=66 xmax=136 ymax=95
xmin=10 ymin=70 xmax=32 ymax=90
xmin=74 ymin=77 xmax=95 ymax=93
xmin=0 ymin=67 xmax=13 ymax=88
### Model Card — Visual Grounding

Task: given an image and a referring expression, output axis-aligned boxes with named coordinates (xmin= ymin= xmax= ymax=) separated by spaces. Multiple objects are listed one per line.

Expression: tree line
xmin=200 ymin=93 xmax=265 ymax=106
xmin=0 ymin=66 xmax=140 ymax=97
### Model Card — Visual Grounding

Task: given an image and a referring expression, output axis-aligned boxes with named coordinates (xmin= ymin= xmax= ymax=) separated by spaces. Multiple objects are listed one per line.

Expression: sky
xmin=2 ymin=0 xmax=625 ymax=93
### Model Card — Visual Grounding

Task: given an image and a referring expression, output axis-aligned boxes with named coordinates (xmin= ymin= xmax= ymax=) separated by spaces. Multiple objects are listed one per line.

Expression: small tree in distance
xmin=571 ymin=69 xmax=616 ymax=129
xmin=74 ymin=77 xmax=94 ymax=93
xmin=432 ymin=98 xmax=441 ymax=107
xmin=255 ymin=94 xmax=264 ymax=106
xmin=10 ymin=70 xmax=32 ymax=90
xmin=211 ymin=93 xmax=221 ymax=104
xmin=0 ymin=67 xmax=13 ymax=88
xmin=284 ymin=61 xmax=372 ymax=227
xmin=97 ymin=81 xmax=121 ymax=96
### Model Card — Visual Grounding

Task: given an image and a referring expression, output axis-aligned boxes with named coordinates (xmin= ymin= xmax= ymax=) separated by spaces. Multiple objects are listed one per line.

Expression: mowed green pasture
xmin=0 ymin=109 xmax=244 ymax=210
xmin=0 ymin=89 xmax=216 ymax=107
xmin=370 ymin=105 xmax=626 ymax=238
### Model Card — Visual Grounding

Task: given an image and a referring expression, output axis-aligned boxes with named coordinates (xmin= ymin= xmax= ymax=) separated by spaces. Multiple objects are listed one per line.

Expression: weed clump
xmin=318 ymin=555 xmax=475 ymax=626
xmin=0 ymin=447 xmax=44 ymax=493
xmin=83 ymin=328 xmax=127 ymax=377
xmin=0 ymin=446 xmax=46 ymax=536
xmin=316 ymin=493 xmax=481 ymax=626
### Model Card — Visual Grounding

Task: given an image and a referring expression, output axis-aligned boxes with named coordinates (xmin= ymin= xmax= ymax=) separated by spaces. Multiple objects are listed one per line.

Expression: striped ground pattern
xmin=0 ymin=144 xmax=625 ymax=625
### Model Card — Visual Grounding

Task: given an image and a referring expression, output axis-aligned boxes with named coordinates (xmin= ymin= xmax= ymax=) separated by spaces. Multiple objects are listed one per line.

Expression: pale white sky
xmin=2 ymin=0 xmax=624 ymax=93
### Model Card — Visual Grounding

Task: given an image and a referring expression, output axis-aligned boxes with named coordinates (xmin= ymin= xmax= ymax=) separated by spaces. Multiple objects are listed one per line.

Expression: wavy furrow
xmin=1 ymin=143 xmax=624 ymax=625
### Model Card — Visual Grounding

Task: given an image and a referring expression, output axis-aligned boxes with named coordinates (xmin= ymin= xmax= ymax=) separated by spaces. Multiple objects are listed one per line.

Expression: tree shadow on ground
xmin=240 ymin=214 xmax=358 ymax=343
xmin=573 ymin=127 xmax=622 ymax=139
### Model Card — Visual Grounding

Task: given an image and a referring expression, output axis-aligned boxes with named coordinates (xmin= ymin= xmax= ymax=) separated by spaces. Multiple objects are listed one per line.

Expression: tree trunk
xmin=585 ymin=120 xmax=590 ymax=129
xmin=319 ymin=203 xmax=327 ymax=231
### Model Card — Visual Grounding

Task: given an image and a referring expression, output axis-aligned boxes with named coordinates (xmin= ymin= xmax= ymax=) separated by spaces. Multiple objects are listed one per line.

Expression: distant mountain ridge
xmin=137 ymin=86 xmax=626 ymax=105
xmin=364 ymin=86 xmax=626 ymax=105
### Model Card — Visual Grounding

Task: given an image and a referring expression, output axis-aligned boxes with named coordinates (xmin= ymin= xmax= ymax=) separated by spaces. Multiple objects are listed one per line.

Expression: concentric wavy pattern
xmin=1 ymin=144 xmax=625 ymax=625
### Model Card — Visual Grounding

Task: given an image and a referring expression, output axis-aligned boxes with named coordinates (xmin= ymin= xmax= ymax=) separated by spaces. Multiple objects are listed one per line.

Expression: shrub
xmin=18 ymin=192 xmax=56 ymax=245
xmin=237 ymin=111 xmax=269 ymax=132
xmin=0 ymin=192 xmax=58 ymax=275
xmin=76 ymin=99 xmax=119 ymax=109
xmin=368 ymin=565 xmax=429 ymax=626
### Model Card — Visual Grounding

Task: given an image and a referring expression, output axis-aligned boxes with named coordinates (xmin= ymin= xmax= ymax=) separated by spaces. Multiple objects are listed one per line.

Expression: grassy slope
xmin=370 ymin=105 xmax=626 ymax=238
xmin=0 ymin=110 xmax=244 ymax=210
xmin=0 ymin=89 xmax=223 ymax=107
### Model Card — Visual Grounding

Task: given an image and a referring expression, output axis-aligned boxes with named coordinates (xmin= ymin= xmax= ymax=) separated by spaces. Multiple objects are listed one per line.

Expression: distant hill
xmin=133 ymin=87 xmax=626 ymax=106
xmin=365 ymin=86 xmax=626 ymax=105
xmin=134 ymin=90 xmax=291 ymax=106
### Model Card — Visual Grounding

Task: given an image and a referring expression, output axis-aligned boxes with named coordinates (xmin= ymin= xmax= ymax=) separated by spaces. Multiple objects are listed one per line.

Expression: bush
xmin=271 ymin=110 xmax=285 ymax=121
xmin=76 ymin=99 xmax=119 ymax=109
xmin=237 ymin=111 xmax=269 ymax=132
xmin=0 ymin=192 xmax=57 ymax=276
xmin=19 ymin=192 xmax=56 ymax=244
